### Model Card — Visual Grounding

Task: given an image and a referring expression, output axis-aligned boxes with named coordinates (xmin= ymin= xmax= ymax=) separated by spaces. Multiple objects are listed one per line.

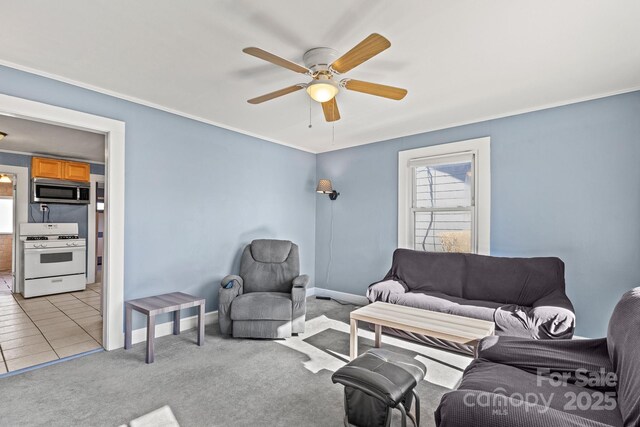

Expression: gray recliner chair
xmin=218 ymin=239 xmax=309 ymax=339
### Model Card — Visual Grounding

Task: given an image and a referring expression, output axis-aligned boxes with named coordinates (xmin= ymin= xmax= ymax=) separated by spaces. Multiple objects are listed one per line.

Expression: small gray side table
xmin=124 ymin=292 xmax=205 ymax=363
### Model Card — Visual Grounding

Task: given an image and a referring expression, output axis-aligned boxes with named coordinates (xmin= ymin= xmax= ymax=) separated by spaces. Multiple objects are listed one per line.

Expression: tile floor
xmin=0 ymin=277 xmax=103 ymax=374
xmin=0 ymin=272 xmax=11 ymax=293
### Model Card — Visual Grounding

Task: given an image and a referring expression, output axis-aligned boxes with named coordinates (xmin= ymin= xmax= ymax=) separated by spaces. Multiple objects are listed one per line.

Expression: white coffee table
xmin=349 ymin=301 xmax=495 ymax=359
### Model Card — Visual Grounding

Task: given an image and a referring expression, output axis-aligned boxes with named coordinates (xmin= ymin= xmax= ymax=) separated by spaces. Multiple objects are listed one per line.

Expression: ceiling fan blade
xmin=243 ymin=47 xmax=310 ymax=74
xmin=330 ymin=33 xmax=391 ymax=74
xmin=343 ymin=79 xmax=407 ymax=100
xmin=247 ymin=85 xmax=305 ymax=104
xmin=321 ymin=98 xmax=340 ymax=122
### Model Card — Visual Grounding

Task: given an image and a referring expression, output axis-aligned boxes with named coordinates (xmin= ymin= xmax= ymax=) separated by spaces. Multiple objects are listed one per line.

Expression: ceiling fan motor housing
xmin=303 ymin=47 xmax=339 ymax=74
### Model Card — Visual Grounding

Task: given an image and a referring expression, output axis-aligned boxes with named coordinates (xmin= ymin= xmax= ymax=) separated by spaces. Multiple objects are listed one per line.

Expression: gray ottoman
xmin=331 ymin=349 xmax=426 ymax=427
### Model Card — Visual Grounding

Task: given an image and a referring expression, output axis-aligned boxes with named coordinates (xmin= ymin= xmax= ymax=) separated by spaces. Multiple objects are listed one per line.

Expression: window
xmin=412 ymin=153 xmax=474 ymax=252
xmin=398 ymin=137 xmax=490 ymax=254
xmin=0 ymin=197 xmax=13 ymax=234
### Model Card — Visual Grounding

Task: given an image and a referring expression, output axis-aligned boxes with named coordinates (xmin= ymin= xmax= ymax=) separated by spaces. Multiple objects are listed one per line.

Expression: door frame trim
xmin=0 ymin=165 xmax=28 ymax=292
xmin=0 ymin=93 xmax=125 ymax=350
xmin=87 ymin=173 xmax=105 ymax=285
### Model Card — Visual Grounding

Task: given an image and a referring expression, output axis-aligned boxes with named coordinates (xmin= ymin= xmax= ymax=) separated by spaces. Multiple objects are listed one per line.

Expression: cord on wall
xmin=324 ymin=201 xmax=334 ymax=288
xmin=315 ymin=199 xmax=352 ymax=305
xmin=40 ymin=204 xmax=50 ymax=223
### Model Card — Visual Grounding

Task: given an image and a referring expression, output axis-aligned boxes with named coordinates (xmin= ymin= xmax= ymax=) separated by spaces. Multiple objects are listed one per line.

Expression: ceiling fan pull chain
xmin=332 ymin=122 xmax=335 ymax=146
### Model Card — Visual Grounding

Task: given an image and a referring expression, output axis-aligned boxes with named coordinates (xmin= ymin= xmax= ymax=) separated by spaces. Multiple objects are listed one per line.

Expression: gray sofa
xmin=435 ymin=287 xmax=640 ymax=427
xmin=367 ymin=249 xmax=575 ymax=353
xmin=218 ymin=239 xmax=309 ymax=339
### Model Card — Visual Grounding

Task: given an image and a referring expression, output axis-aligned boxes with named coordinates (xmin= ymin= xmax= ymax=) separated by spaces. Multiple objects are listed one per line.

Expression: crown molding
xmin=313 ymin=85 xmax=640 ymax=153
xmin=2 ymin=60 xmax=638 ymax=155
xmin=0 ymin=60 xmax=317 ymax=154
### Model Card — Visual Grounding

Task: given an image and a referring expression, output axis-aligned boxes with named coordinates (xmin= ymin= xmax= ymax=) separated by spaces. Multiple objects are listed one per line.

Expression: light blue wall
xmin=316 ymin=91 xmax=640 ymax=338
xmin=3 ymin=62 xmax=638 ymax=337
xmin=0 ymin=65 xmax=317 ymax=328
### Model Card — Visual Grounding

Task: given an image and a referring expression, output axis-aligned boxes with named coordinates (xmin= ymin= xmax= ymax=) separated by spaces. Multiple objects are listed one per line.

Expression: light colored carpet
xmin=126 ymin=405 xmax=179 ymax=427
xmin=0 ymin=298 xmax=471 ymax=426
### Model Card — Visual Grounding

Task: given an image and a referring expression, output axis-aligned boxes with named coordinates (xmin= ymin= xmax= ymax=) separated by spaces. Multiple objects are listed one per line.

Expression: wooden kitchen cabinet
xmin=32 ymin=157 xmax=90 ymax=182
xmin=32 ymin=157 xmax=64 ymax=179
xmin=63 ymin=161 xmax=90 ymax=182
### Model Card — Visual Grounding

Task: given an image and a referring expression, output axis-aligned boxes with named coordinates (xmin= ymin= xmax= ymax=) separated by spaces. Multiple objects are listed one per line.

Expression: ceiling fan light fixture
xmin=306 ymin=80 xmax=339 ymax=103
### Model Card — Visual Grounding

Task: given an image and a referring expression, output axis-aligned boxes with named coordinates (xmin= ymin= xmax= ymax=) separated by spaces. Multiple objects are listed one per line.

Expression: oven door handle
xmin=25 ymin=246 xmax=86 ymax=253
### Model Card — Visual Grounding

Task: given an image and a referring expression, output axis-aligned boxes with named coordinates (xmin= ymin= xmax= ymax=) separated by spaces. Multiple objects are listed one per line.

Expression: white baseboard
xmin=310 ymin=287 xmax=369 ymax=306
xmin=129 ymin=292 xmax=587 ymax=347
xmin=130 ymin=310 xmax=218 ymax=345
xmin=129 ymin=288 xmax=367 ymax=345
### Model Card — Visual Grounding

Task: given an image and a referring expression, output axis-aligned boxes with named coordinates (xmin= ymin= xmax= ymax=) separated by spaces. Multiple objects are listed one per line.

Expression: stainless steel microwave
xmin=32 ymin=178 xmax=91 ymax=204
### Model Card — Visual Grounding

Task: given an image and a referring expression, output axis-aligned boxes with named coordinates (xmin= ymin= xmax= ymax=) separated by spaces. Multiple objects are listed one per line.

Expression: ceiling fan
xmin=243 ymin=33 xmax=407 ymax=122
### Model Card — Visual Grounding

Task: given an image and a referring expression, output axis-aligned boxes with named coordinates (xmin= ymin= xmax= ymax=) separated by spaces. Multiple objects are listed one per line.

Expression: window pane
xmin=415 ymin=162 xmax=472 ymax=208
xmin=414 ymin=211 xmax=471 ymax=253
xmin=0 ymin=198 xmax=13 ymax=233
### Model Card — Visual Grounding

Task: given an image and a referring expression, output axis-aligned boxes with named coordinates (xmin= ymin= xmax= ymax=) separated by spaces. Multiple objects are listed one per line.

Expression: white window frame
xmin=398 ymin=137 xmax=491 ymax=255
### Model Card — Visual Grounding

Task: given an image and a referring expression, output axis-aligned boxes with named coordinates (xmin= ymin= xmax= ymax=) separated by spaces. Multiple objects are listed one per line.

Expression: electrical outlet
xmin=39 ymin=203 xmax=48 ymax=212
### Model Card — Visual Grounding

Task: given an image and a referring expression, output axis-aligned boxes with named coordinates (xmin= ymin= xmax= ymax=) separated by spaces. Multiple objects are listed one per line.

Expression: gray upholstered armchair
xmin=436 ymin=287 xmax=640 ymax=427
xmin=218 ymin=239 xmax=309 ymax=338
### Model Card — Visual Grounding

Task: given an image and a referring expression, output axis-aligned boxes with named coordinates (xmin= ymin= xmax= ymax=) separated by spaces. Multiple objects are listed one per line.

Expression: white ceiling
xmin=0 ymin=115 xmax=105 ymax=162
xmin=0 ymin=1 xmax=638 ymax=153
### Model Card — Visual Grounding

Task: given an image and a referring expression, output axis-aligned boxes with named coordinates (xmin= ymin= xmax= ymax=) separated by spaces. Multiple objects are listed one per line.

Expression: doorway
xmin=0 ymin=137 xmax=107 ymax=373
xmin=87 ymin=177 xmax=105 ymax=316
xmin=0 ymin=172 xmax=15 ymax=295
xmin=0 ymin=93 xmax=125 ymax=355
xmin=95 ymin=182 xmax=104 ymax=286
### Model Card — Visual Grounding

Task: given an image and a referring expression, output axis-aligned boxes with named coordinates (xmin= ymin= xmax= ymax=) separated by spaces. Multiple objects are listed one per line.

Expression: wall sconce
xmin=316 ymin=179 xmax=339 ymax=200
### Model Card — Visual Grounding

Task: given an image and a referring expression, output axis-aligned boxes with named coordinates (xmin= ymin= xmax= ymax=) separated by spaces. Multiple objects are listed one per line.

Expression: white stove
xmin=19 ymin=223 xmax=87 ymax=298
